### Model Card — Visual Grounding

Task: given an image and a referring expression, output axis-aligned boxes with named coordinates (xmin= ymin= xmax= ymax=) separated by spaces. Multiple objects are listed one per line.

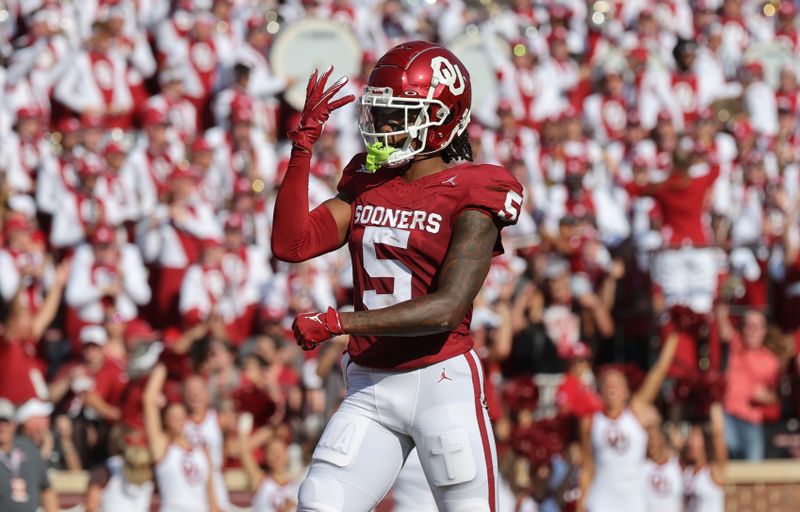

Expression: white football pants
xmin=297 ymin=350 xmax=498 ymax=512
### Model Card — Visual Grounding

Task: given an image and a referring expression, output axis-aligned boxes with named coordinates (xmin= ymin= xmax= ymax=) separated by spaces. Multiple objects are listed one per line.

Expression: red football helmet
xmin=358 ymin=41 xmax=472 ymax=167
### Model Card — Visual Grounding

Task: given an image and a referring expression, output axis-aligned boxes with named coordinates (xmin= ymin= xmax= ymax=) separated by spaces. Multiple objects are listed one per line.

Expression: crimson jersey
xmin=337 ymin=153 xmax=523 ymax=370
xmin=626 ymin=164 xmax=720 ymax=247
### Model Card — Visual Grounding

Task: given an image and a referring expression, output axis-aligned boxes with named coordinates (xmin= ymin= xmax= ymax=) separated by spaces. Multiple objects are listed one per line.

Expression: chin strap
xmin=365 ymin=142 xmax=397 ymax=172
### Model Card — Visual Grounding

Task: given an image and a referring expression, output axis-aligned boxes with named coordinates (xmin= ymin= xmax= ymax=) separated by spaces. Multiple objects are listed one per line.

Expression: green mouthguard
xmin=365 ymin=142 xmax=396 ymax=173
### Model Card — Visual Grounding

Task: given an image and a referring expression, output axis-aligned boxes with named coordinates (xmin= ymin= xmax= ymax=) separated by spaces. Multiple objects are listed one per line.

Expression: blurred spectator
xmin=50 ymin=156 xmax=122 ymax=250
xmin=643 ymin=406 xmax=683 ymax=512
xmin=53 ymin=21 xmax=136 ymax=129
xmin=238 ymin=419 xmax=300 ymax=512
xmin=143 ymin=364 xmax=217 ymax=511
xmin=682 ymin=403 xmax=727 ymax=512
xmin=15 ymin=399 xmax=54 ymax=463
xmin=48 ymin=326 xmax=126 ymax=466
xmin=718 ymin=306 xmax=780 ymax=461
xmin=625 ymin=143 xmax=720 ymax=315
xmin=0 ymin=398 xmax=58 ymax=512
xmin=0 ymin=214 xmax=50 ymax=309
xmin=184 ymin=375 xmax=230 ymax=512
xmin=578 ymin=332 xmax=679 ymax=512
xmin=0 ymin=260 xmax=70 ymax=405
xmin=65 ymin=225 xmax=150 ymax=353
xmin=1 ymin=107 xmax=55 ymax=196
xmin=555 ymin=343 xmax=602 ymax=418
xmin=139 ymin=166 xmax=221 ymax=328
xmin=83 ymin=431 xmax=154 ymax=512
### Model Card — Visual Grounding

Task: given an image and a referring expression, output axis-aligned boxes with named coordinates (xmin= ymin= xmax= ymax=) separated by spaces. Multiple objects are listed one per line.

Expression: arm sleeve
xmin=270 ymin=148 xmax=349 ymax=263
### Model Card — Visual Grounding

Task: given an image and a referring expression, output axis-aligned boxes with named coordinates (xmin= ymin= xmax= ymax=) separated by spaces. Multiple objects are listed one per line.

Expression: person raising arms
xmin=682 ymin=402 xmax=727 ymax=512
xmin=142 ymin=364 xmax=218 ymax=512
xmin=577 ymin=331 xmax=679 ymax=512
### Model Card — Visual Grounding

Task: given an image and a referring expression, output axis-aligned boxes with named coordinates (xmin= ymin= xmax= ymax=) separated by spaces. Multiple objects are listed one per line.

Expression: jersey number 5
xmin=362 ymin=226 xmax=412 ymax=309
xmin=498 ymin=190 xmax=523 ymax=222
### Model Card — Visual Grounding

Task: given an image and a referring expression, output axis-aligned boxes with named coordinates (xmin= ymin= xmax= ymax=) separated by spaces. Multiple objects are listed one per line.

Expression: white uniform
xmin=53 ymin=49 xmax=134 ymax=115
xmin=65 ymin=244 xmax=151 ymax=324
xmin=185 ymin=410 xmax=231 ymax=511
xmin=99 ymin=455 xmax=154 ymax=512
xmin=644 ymin=455 xmax=683 ymax=512
xmin=683 ymin=466 xmax=724 ymax=512
xmin=252 ymin=475 xmax=300 ymax=512
xmin=297 ymin=350 xmax=498 ymax=512
xmin=390 ymin=449 xmax=438 ymax=512
xmin=154 ymin=443 xmax=210 ymax=512
xmin=587 ymin=409 xmax=648 ymax=512
xmin=49 ymin=186 xmax=123 ymax=249
xmin=179 ymin=245 xmax=270 ymax=326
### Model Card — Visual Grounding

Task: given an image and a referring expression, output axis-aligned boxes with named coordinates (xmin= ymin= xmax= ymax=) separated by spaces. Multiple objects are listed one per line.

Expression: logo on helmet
xmin=430 ymin=56 xmax=465 ymax=96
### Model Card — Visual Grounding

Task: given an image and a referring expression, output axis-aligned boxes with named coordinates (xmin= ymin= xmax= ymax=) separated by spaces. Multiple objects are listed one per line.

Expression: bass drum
xmin=448 ymin=33 xmax=510 ymax=122
xmin=270 ymin=18 xmax=363 ymax=110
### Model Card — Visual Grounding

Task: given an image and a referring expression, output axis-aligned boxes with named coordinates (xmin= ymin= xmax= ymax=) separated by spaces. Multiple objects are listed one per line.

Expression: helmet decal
xmin=430 ymin=56 xmax=466 ymax=97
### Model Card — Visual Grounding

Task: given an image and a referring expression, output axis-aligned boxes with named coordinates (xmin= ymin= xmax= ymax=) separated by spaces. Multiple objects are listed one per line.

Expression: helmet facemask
xmin=358 ymin=86 xmax=469 ymax=172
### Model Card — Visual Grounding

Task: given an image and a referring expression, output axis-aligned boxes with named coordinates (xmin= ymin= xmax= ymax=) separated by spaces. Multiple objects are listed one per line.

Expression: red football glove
xmin=288 ymin=66 xmax=355 ymax=152
xmin=292 ymin=307 xmax=346 ymax=351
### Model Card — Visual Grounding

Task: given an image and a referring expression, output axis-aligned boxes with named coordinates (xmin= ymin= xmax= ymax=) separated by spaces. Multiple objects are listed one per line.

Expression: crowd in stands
xmin=2 ymin=0 xmax=800 ymax=510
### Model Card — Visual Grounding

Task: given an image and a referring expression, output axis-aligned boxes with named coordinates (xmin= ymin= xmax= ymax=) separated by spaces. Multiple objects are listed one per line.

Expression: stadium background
xmin=2 ymin=0 xmax=800 ymax=510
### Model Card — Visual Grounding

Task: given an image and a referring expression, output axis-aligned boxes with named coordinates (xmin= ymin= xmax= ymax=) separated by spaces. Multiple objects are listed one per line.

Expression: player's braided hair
xmin=441 ymin=129 xmax=473 ymax=163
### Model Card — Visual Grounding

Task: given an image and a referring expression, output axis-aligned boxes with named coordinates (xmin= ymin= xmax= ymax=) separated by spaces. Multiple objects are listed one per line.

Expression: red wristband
xmin=325 ymin=307 xmax=346 ymax=335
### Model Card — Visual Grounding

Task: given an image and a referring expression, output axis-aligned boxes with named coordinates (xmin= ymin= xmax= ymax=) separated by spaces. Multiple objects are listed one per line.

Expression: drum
xmin=270 ymin=18 xmax=363 ymax=110
xmin=448 ymin=33 xmax=510 ymax=115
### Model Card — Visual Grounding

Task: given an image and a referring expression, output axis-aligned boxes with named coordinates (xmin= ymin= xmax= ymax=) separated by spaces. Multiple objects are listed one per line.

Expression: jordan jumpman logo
xmin=437 ymin=369 xmax=453 ymax=383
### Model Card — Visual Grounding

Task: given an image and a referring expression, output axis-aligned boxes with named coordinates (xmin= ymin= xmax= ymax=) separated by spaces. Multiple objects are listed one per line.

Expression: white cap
xmin=15 ymin=399 xmax=53 ymax=424
xmin=0 ymin=399 xmax=15 ymax=421
xmin=80 ymin=326 xmax=108 ymax=346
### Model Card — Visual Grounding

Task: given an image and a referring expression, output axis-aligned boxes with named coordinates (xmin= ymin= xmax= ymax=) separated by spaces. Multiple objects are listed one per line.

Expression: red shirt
xmin=723 ymin=332 xmax=780 ymax=424
xmin=53 ymin=359 xmax=127 ymax=416
xmin=0 ymin=336 xmax=46 ymax=405
xmin=232 ymin=376 xmax=276 ymax=427
xmin=338 ymin=155 xmax=523 ymax=369
xmin=556 ymin=373 xmax=602 ymax=417
xmin=92 ymin=359 xmax=127 ymax=404
xmin=626 ymin=164 xmax=719 ymax=247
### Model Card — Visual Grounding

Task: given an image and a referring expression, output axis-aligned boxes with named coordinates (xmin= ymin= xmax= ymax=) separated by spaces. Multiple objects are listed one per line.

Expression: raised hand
xmin=288 ymin=66 xmax=355 ymax=152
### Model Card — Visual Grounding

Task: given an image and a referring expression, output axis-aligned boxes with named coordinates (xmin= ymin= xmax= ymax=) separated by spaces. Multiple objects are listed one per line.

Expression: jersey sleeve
xmin=459 ymin=165 xmax=525 ymax=255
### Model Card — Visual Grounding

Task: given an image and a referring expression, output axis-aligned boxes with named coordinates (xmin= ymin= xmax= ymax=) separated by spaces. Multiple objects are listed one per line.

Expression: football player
xmin=271 ymin=41 xmax=524 ymax=511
